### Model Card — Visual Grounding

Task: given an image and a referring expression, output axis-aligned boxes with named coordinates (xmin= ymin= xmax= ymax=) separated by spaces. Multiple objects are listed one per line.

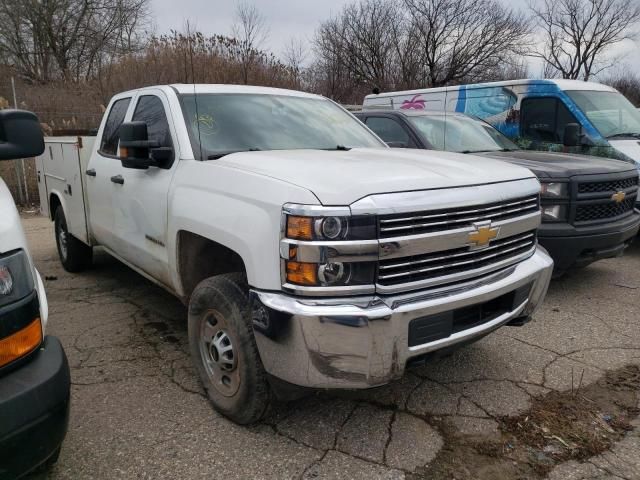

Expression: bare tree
xmin=530 ymin=0 xmax=640 ymax=80
xmin=0 ymin=0 xmax=150 ymax=83
xmin=602 ymin=67 xmax=640 ymax=105
xmin=404 ymin=0 xmax=531 ymax=87
xmin=283 ymin=37 xmax=307 ymax=88
xmin=232 ymin=1 xmax=270 ymax=84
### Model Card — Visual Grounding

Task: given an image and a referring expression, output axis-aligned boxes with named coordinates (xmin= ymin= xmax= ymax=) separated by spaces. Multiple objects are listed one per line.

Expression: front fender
xmin=168 ymin=161 xmax=319 ymax=295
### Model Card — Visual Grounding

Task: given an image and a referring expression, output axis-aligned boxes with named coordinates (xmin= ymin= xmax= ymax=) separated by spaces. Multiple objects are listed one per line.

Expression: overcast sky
xmin=150 ymin=0 xmax=640 ymax=78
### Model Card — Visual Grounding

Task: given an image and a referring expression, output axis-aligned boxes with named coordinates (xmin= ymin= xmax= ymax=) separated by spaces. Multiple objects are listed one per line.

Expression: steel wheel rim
xmin=57 ymin=219 xmax=68 ymax=260
xmin=199 ymin=309 xmax=240 ymax=397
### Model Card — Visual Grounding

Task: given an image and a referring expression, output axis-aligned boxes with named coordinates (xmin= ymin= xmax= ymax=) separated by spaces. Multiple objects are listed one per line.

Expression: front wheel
xmin=54 ymin=206 xmax=92 ymax=272
xmin=188 ymin=273 xmax=271 ymax=424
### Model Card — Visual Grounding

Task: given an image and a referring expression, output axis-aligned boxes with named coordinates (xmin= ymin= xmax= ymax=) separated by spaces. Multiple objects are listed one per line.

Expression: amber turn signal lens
xmin=286 ymin=261 xmax=318 ymax=285
xmin=0 ymin=318 xmax=42 ymax=368
xmin=286 ymin=216 xmax=313 ymax=240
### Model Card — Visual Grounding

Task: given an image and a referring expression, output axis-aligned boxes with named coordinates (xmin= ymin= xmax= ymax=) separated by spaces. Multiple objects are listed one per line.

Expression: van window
xmin=365 ymin=117 xmax=412 ymax=146
xmin=132 ymin=95 xmax=173 ymax=149
xmin=520 ymin=97 xmax=577 ymax=143
xmin=100 ymin=98 xmax=131 ymax=156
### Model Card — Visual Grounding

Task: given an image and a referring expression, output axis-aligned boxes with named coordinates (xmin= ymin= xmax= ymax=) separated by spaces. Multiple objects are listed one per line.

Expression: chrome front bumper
xmin=252 ymin=247 xmax=553 ymax=389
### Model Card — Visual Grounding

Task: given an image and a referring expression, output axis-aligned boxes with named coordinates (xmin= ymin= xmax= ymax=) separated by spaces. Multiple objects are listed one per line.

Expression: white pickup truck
xmin=37 ymin=84 xmax=553 ymax=424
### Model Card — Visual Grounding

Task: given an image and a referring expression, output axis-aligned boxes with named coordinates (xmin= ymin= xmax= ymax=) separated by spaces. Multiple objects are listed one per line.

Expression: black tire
xmin=35 ymin=446 xmax=61 ymax=473
xmin=54 ymin=205 xmax=92 ymax=272
xmin=188 ymin=273 xmax=271 ymax=424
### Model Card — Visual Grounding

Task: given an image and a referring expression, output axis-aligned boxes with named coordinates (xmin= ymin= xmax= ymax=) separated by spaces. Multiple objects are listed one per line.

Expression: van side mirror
xmin=563 ymin=123 xmax=581 ymax=147
xmin=0 ymin=110 xmax=45 ymax=161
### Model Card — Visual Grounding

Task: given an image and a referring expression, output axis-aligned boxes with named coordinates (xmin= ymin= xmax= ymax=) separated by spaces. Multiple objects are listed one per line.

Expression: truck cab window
xmin=132 ymin=95 xmax=173 ymax=149
xmin=365 ymin=116 xmax=412 ymax=147
xmin=100 ymin=98 xmax=131 ymax=155
xmin=521 ymin=97 xmax=577 ymax=143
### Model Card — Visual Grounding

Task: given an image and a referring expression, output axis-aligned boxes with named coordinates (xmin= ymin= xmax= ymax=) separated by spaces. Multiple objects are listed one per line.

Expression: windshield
xmin=180 ymin=93 xmax=384 ymax=158
xmin=566 ymin=90 xmax=640 ymax=139
xmin=407 ymin=115 xmax=518 ymax=153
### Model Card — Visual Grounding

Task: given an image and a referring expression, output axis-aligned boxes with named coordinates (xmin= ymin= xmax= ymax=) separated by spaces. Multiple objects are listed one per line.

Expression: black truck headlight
xmin=540 ymin=181 xmax=568 ymax=198
xmin=0 ymin=250 xmax=34 ymax=307
xmin=541 ymin=204 xmax=568 ymax=221
xmin=285 ymin=214 xmax=376 ymax=241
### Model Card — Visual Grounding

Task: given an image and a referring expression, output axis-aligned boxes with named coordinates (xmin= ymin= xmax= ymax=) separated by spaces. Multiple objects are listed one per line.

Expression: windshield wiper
xmin=460 ymin=149 xmax=502 ymax=154
xmin=207 ymin=148 xmax=261 ymax=160
xmin=606 ymin=132 xmax=640 ymax=139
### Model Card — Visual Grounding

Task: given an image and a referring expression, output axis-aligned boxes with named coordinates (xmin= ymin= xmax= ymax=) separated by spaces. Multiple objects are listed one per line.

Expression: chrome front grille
xmin=378 ymin=231 xmax=536 ymax=288
xmin=378 ymin=194 xmax=539 ymax=238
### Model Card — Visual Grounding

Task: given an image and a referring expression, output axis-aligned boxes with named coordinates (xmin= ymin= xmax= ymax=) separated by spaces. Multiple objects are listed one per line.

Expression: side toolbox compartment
xmin=37 ymin=137 xmax=95 ymax=245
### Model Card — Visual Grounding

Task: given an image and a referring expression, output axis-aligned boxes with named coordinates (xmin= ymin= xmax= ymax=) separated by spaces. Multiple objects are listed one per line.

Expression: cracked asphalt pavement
xmin=21 ymin=214 xmax=640 ymax=479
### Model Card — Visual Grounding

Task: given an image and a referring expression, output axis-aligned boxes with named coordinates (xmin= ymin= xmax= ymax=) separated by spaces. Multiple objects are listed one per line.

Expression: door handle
xmin=110 ymin=175 xmax=124 ymax=185
xmin=86 ymin=168 xmax=96 ymax=177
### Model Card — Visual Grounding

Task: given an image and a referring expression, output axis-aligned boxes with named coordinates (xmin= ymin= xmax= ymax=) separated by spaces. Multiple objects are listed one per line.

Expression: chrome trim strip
xmin=378 ymin=239 xmax=535 ymax=279
xmin=379 ymin=197 xmax=538 ymax=225
xmin=280 ymin=238 xmax=378 ymax=263
xmin=283 ymin=203 xmax=352 ymax=217
xmin=350 ymin=177 xmax=540 ymax=216
xmin=379 ymin=211 xmax=540 ymax=259
xmin=379 ymin=203 xmax=538 ymax=233
xmin=375 ymin=246 xmax=536 ymax=294
xmin=379 ymin=233 xmax=534 ymax=271
xmin=282 ymin=282 xmax=376 ymax=296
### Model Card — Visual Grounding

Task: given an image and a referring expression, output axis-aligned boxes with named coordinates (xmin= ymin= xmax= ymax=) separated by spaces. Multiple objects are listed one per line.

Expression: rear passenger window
xmin=100 ymin=98 xmax=131 ymax=156
xmin=365 ymin=117 xmax=411 ymax=146
xmin=132 ymin=95 xmax=172 ymax=149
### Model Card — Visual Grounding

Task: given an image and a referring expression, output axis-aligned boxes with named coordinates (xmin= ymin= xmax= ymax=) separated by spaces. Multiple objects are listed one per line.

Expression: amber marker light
xmin=286 ymin=216 xmax=313 ymax=240
xmin=0 ymin=318 xmax=43 ymax=368
xmin=286 ymin=261 xmax=318 ymax=285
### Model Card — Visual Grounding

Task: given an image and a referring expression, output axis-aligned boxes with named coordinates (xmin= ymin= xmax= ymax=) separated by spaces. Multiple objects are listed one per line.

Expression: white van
xmin=363 ymin=79 xmax=640 ymax=169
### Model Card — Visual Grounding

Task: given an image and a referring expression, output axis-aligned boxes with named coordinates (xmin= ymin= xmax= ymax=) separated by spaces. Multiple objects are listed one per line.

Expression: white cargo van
xmin=364 ymin=79 xmax=640 ymax=170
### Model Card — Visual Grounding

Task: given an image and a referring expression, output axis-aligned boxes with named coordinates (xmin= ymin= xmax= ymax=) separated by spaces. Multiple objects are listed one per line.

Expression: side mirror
xmin=563 ymin=123 xmax=581 ymax=147
xmin=0 ymin=110 xmax=45 ymax=161
xmin=119 ymin=121 xmax=158 ymax=169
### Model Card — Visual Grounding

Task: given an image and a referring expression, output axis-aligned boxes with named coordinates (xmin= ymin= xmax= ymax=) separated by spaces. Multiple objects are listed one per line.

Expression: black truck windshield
xmin=407 ymin=114 xmax=518 ymax=153
xmin=566 ymin=90 xmax=640 ymax=139
xmin=180 ymin=93 xmax=384 ymax=159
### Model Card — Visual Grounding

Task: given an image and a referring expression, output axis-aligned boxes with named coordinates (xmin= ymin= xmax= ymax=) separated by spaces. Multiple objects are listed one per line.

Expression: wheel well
xmin=177 ymin=231 xmax=247 ymax=301
xmin=49 ymin=193 xmax=61 ymax=221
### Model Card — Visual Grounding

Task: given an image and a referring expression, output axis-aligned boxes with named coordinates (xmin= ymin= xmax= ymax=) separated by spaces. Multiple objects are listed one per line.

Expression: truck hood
xmin=0 ymin=179 xmax=27 ymax=254
xmin=476 ymin=150 xmax=637 ymax=179
xmin=215 ymin=148 xmax=535 ymax=204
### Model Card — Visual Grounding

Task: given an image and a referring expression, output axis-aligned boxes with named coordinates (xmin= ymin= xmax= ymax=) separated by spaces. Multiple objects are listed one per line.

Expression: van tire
xmin=188 ymin=273 xmax=271 ymax=424
xmin=54 ymin=206 xmax=92 ymax=272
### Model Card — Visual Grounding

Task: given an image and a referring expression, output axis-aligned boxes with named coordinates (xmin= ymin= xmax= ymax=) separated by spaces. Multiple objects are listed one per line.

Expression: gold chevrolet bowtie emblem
xmin=468 ymin=225 xmax=499 ymax=247
xmin=611 ymin=191 xmax=626 ymax=203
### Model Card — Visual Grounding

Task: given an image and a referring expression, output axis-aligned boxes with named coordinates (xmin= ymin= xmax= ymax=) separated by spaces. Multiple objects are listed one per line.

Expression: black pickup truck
xmin=354 ymin=110 xmax=640 ymax=275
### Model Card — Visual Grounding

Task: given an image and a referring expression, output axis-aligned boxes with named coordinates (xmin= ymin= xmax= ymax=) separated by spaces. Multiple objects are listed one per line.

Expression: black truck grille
xmin=377 ymin=231 xmax=536 ymax=287
xmin=578 ymin=177 xmax=638 ymax=194
xmin=378 ymin=194 xmax=539 ymax=238
xmin=573 ymin=173 xmax=639 ymax=224
xmin=575 ymin=195 xmax=637 ymax=222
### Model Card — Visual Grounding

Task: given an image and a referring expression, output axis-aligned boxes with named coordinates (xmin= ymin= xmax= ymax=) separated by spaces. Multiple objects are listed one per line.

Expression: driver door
xmin=109 ymin=89 xmax=179 ymax=286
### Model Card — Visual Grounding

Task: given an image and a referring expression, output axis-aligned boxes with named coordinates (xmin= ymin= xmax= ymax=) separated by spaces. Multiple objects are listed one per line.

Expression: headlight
xmin=282 ymin=206 xmax=377 ymax=293
xmin=0 ymin=250 xmax=34 ymax=308
xmin=540 ymin=181 xmax=568 ymax=198
xmin=286 ymin=214 xmax=376 ymax=241
xmin=541 ymin=205 xmax=568 ymax=221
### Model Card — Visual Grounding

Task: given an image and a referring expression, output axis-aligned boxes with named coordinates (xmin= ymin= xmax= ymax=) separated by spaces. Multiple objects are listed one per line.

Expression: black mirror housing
xmin=563 ymin=123 xmax=581 ymax=147
xmin=0 ymin=110 xmax=45 ymax=161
